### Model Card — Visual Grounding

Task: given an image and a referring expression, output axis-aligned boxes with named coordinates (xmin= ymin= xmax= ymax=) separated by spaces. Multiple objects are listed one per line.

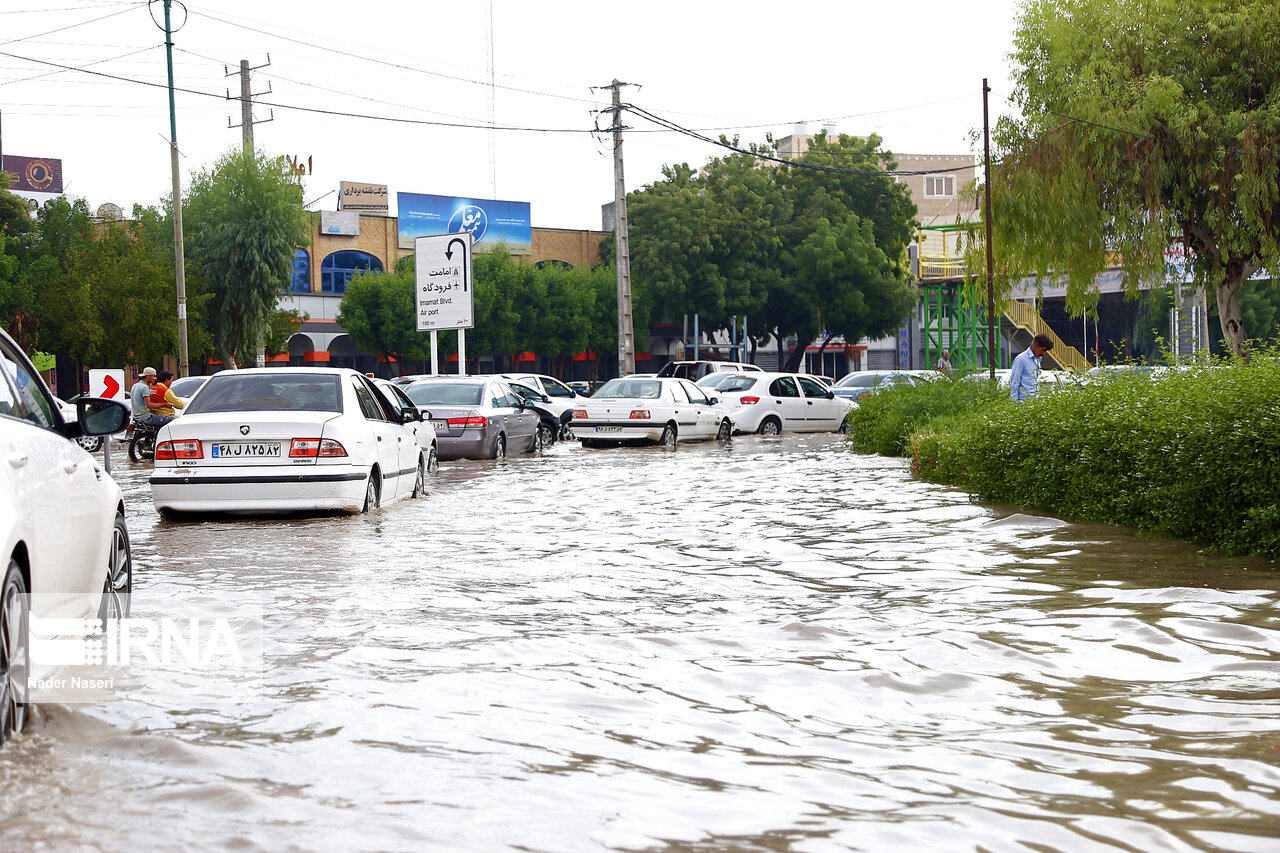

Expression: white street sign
xmin=415 ymin=234 xmax=474 ymax=332
xmin=87 ymin=368 xmax=126 ymax=401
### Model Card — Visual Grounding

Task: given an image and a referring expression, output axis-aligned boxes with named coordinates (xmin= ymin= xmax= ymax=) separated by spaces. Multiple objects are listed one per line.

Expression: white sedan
xmin=150 ymin=368 xmax=427 ymax=516
xmin=0 ymin=330 xmax=133 ymax=745
xmin=710 ymin=372 xmax=855 ymax=435
xmin=571 ymin=376 xmax=733 ymax=448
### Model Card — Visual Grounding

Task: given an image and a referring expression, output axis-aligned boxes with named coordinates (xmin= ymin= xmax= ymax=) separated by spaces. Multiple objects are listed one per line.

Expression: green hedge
xmin=846 ymin=373 xmax=1006 ymax=456
xmin=907 ymin=360 xmax=1280 ymax=560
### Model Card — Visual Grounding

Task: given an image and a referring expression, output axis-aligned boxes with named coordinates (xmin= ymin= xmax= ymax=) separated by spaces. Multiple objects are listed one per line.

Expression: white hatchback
xmin=571 ymin=376 xmax=733 ymax=448
xmin=150 ymin=368 xmax=427 ymax=515
xmin=0 ymin=330 xmax=133 ymax=745
xmin=711 ymin=372 xmax=855 ymax=435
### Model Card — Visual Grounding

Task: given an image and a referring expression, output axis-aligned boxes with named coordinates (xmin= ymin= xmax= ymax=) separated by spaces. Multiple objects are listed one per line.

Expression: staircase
xmin=1003 ymin=300 xmax=1091 ymax=372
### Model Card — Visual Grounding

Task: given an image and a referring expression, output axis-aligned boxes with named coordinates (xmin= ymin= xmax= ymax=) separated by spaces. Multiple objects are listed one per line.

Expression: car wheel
xmin=362 ymin=469 xmax=380 ymax=513
xmin=410 ymin=454 xmax=427 ymax=498
xmin=97 ymin=513 xmax=132 ymax=625
xmin=492 ymin=434 xmax=507 ymax=459
xmin=77 ymin=435 xmax=103 ymax=453
xmin=536 ymin=423 xmax=553 ymax=451
xmin=0 ymin=558 xmax=29 ymax=745
xmin=757 ymin=417 xmax=781 ymax=436
xmin=560 ymin=424 xmax=575 ymax=442
xmin=838 ymin=417 xmax=849 ymax=434
xmin=426 ymin=444 xmax=439 ymax=474
xmin=128 ymin=431 xmax=155 ymax=463
xmin=716 ymin=419 xmax=732 ymax=441
xmin=659 ymin=424 xmax=677 ymax=448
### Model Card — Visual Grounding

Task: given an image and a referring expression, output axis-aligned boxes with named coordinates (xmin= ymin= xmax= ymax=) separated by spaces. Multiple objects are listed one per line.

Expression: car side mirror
xmin=78 ymin=397 xmax=129 ymax=436
xmin=826 ymin=390 xmax=834 ymax=399
xmin=708 ymin=396 xmax=719 ymax=406
xmin=401 ymin=406 xmax=420 ymax=424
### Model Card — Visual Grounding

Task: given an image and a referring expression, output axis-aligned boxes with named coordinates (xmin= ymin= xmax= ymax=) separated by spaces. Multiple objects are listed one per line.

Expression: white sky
xmin=1 ymin=0 xmax=1024 ymax=232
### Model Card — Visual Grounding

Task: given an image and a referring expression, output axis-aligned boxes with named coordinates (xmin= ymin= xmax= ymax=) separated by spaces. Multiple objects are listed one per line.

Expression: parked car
xmin=656 ymin=360 xmax=763 ymax=381
xmin=711 ymin=372 xmax=855 ymax=435
xmin=498 ymin=372 xmax=585 ymax=424
xmin=507 ymin=381 xmax=572 ymax=445
xmin=571 ymin=376 xmax=733 ymax=448
xmin=150 ymin=368 xmax=428 ymax=516
xmin=0 ymin=328 xmax=133 ymax=745
xmin=831 ymin=370 xmax=932 ymax=402
xmin=693 ymin=372 xmax=748 ymax=394
xmin=401 ymin=376 xmax=542 ymax=461
xmin=166 ymin=374 xmax=210 ymax=401
xmin=372 ymin=378 xmax=439 ymax=472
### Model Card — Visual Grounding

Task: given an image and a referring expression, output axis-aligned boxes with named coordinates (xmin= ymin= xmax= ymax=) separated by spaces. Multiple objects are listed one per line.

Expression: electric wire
xmin=0 ymin=1 xmax=143 ymax=47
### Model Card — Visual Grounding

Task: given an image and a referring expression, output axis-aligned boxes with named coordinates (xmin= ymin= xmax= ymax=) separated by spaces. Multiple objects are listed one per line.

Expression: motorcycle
xmin=127 ymin=416 xmax=160 ymax=462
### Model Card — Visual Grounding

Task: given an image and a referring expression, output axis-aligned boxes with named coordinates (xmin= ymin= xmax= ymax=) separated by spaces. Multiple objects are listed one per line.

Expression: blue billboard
xmin=397 ymin=192 xmax=532 ymax=255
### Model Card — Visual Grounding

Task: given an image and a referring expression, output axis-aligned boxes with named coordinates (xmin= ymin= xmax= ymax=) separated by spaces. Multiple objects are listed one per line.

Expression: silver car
xmin=402 ymin=377 xmax=542 ymax=460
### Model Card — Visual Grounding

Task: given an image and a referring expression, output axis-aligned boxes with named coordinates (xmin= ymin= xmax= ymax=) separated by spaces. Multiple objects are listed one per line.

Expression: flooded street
xmin=2 ymin=434 xmax=1278 ymax=852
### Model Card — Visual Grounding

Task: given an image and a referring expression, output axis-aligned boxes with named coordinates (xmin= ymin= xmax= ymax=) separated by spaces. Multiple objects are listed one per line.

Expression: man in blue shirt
xmin=1010 ymin=334 xmax=1053 ymax=402
xmin=130 ymin=366 xmax=157 ymax=418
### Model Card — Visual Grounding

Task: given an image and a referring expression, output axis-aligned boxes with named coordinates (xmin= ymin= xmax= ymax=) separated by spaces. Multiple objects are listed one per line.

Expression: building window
xmin=320 ymin=250 xmax=383 ymax=294
xmin=924 ymin=175 xmax=956 ymax=198
xmin=289 ymin=248 xmax=311 ymax=293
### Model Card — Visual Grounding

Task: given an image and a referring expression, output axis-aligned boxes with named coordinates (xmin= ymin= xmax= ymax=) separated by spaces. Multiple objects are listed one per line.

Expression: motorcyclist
xmin=145 ymin=369 xmax=186 ymax=428
xmin=130 ymin=367 xmax=157 ymax=420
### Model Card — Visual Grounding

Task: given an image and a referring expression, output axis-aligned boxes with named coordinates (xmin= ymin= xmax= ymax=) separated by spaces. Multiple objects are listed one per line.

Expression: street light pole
xmin=163 ymin=0 xmax=189 ymax=377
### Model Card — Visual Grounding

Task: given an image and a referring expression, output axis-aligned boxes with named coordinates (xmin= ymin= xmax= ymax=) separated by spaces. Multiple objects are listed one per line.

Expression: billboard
xmin=1 ymin=155 xmax=63 ymax=193
xmin=397 ymin=192 xmax=531 ymax=255
xmin=339 ymin=181 xmax=388 ymax=213
xmin=320 ymin=210 xmax=361 ymax=236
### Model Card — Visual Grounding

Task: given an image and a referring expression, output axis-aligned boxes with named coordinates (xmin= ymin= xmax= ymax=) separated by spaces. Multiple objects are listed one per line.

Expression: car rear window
xmin=716 ymin=376 xmax=758 ymax=393
xmin=185 ymin=374 xmax=342 ymax=414
xmin=594 ymin=379 xmax=662 ymax=399
xmin=405 ymin=382 xmax=484 ymax=406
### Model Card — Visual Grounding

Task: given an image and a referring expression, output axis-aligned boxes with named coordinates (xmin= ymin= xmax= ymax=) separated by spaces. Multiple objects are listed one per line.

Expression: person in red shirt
xmin=145 ymin=369 xmax=186 ymax=427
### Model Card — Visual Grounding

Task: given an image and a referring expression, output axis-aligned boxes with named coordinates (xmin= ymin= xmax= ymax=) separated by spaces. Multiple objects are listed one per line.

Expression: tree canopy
xmin=184 ymin=150 xmax=311 ymax=366
xmin=624 ymin=132 xmax=918 ymax=370
xmin=990 ymin=0 xmax=1280 ymax=355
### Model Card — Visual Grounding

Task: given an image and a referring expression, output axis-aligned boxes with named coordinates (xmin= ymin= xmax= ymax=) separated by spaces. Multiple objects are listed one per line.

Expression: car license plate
xmin=212 ymin=441 xmax=281 ymax=458
xmin=594 ymin=426 xmax=622 ymax=433
xmin=430 ymin=420 xmax=447 ymax=430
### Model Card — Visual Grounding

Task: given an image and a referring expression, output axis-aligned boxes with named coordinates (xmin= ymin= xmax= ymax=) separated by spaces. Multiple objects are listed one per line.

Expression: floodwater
xmin=2 ymin=434 xmax=1278 ymax=852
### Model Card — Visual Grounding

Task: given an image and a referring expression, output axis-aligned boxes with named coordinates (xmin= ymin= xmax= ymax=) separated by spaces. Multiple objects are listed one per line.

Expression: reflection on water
xmin=2 ymin=435 xmax=1277 ymax=852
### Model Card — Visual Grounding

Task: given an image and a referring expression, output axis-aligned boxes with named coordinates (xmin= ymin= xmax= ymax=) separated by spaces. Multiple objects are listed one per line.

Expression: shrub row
xmin=898 ymin=361 xmax=1280 ymax=560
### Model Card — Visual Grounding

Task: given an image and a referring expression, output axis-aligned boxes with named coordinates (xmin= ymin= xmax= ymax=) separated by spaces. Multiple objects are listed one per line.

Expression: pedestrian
xmin=1010 ymin=334 xmax=1053 ymax=402
xmin=130 ymin=367 xmax=157 ymax=419
xmin=935 ymin=349 xmax=952 ymax=374
xmin=146 ymin=369 xmax=186 ymax=427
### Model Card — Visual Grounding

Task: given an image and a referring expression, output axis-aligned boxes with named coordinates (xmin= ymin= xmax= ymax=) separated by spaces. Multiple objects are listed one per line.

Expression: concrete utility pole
xmin=162 ymin=0 xmax=189 ymax=378
xmin=602 ymin=79 xmax=636 ymax=377
xmin=227 ymin=58 xmax=272 ymax=155
xmin=983 ymin=78 xmax=997 ymax=381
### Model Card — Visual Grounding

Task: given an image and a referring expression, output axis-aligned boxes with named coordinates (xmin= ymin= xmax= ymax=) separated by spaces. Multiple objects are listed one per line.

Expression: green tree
xmin=183 ymin=150 xmax=310 ymax=366
xmin=990 ymin=0 xmax=1280 ymax=356
xmin=337 ymin=264 xmax=429 ymax=368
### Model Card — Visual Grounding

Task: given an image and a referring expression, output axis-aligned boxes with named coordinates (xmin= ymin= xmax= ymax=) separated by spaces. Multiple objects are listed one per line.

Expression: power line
xmin=0 ymin=47 xmax=601 ymax=134
xmin=626 ymin=104 xmax=982 ymax=177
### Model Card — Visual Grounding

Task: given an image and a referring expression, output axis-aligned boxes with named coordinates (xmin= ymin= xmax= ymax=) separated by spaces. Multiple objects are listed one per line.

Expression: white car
xmin=497 ymin=372 xmax=585 ymax=422
xmin=372 ymin=378 xmax=440 ymax=472
xmin=0 ymin=329 xmax=133 ymax=745
xmin=710 ymin=372 xmax=855 ymax=435
xmin=150 ymin=368 xmax=428 ymax=515
xmin=571 ymin=376 xmax=733 ymax=448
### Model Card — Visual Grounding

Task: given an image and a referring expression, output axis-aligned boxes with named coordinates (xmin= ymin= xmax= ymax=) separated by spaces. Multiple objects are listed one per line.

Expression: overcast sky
xmin=1 ymin=0 xmax=1024 ymax=232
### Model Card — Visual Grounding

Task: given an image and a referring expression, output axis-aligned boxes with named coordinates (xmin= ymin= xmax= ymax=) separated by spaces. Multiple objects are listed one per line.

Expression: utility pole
xmin=226 ymin=57 xmax=272 ymax=155
xmin=162 ymin=0 xmax=189 ymax=378
xmin=983 ymin=78 xmax=996 ymax=381
xmin=601 ymin=79 xmax=636 ymax=377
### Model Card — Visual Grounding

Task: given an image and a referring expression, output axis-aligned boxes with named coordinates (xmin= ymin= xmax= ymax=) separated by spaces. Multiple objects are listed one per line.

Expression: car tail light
xmin=629 ymin=410 xmax=650 ymax=419
xmin=740 ymin=396 xmax=760 ymax=405
xmin=155 ymin=440 xmax=203 ymax=460
xmin=447 ymin=416 xmax=487 ymax=429
xmin=289 ymin=438 xmax=348 ymax=457
xmin=571 ymin=409 xmax=588 ymax=419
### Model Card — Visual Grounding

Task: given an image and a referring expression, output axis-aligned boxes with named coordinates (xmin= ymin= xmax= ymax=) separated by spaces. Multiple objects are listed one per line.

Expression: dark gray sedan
xmin=402 ymin=377 xmax=542 ymax=460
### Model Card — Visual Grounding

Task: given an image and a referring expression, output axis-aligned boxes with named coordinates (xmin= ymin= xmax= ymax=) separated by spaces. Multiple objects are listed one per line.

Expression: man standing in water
xmin=1010 ymin=334 xmax=1053 ymax=402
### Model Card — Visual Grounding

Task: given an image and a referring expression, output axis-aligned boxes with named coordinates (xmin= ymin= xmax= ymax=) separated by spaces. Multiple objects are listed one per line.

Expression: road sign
xmin=88 ymin=368 xmax=126 ymax=401
xmin=414 ymin=234 xmax=474 ymax=332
